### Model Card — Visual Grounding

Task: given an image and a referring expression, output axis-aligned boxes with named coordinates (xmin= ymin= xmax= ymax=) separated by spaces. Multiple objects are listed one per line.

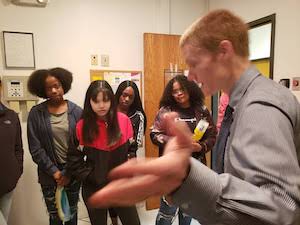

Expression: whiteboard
xmin=3 ymin=31 xmax=35 ymax=69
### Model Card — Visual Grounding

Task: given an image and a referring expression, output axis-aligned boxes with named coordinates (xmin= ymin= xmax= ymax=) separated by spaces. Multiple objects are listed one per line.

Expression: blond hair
xmin=180 ymin=9 xmax=249 ymax=57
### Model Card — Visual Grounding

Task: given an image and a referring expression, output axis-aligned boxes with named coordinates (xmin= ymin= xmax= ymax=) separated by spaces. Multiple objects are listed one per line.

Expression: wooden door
xmin=144 ymin=33 xmax=211 ymax=209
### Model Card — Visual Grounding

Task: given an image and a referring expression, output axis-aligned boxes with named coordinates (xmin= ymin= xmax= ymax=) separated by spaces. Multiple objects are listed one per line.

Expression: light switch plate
xmin=101 ymin=55 xmax=109 ymax=67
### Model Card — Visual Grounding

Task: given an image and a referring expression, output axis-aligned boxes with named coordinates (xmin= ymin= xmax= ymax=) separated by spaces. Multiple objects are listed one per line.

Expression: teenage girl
xmin=27 ymin=68 xmax=82 ymax=225
xmin=150 ymin=75 xmax=217 ymax=225
xmin=67 ymin=80 xmax=140 ymax=225
xmin=115 ymin=80 xmax=147 ymax=157
xmin=109 ymin=81 xmax=147 ymax=225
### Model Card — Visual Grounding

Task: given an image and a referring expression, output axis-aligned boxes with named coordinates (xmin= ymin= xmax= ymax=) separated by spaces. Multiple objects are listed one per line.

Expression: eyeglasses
xmin=172 ymin=88 xmax=185 ymax=96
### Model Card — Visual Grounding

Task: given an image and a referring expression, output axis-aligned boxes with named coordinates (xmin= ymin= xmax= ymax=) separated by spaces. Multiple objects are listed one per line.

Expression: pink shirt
xmin=76 ymin=112 xmax=133 ymax=151
xmin=216 ymin=93 xmax=229 ymax=132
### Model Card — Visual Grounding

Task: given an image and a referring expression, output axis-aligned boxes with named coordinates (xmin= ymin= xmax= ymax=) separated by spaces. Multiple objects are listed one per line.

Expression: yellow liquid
xmin=192 ymin=129 xmax=205 ymax=141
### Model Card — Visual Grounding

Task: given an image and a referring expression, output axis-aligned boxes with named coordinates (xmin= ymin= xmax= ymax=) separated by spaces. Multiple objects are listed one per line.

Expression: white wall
xmin=170 ymin=0 xmax=208 ymax=34
xmin=3 ymin=1 xmax=299 ymax=224
xmin=0 ymin=0 xmax=206 ymax=224
xmin=209 ymin=0 xmax=300 ymax=100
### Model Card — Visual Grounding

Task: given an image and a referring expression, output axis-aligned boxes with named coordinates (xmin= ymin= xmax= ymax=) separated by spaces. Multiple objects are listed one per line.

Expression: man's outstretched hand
xmin=88 ymin=112 xmax=194 ymax=208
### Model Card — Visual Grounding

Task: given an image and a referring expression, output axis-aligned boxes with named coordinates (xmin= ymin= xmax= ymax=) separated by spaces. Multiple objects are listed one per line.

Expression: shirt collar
xmin=229 ymin=65 xmax=261 ymax=109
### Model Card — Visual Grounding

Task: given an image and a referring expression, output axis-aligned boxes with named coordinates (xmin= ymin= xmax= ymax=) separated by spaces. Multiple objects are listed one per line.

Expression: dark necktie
xmin=213 ymin=105 xmax=234 ymax=174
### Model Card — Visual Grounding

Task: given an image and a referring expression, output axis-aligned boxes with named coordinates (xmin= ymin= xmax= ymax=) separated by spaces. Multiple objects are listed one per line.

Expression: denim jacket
xmin=27 ymin=100 xmax=82 ymax=185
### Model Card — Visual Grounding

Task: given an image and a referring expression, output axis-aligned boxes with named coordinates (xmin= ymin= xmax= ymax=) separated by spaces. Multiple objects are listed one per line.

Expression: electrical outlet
xmin=91 ymin=55 xmax=98 ymax=66
xmin=101 ymin=55 xmax=109 ymax=67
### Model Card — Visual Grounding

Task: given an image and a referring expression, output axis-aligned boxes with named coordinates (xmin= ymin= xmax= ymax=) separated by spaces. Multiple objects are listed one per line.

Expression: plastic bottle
xmin=192 ymin=119 xmax=209 ymax=141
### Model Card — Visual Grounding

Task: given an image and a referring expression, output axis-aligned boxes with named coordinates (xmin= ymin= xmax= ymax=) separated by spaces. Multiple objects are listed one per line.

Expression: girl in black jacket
xmin=115 ymin=80 xmax=147 ymax=158
xmin=110 ymin=81 xmax=147 ymax=225
xmin=67 ymin=80 xmax=140 ymax=225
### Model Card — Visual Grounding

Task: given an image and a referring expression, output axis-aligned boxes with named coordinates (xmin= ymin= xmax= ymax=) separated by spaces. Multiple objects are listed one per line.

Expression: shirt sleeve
xmin=135 ymin=112 xmax=145 ymax=146
xmin=76 ymin=120 xmax=83 ymax=145
xmin=27 ymin=109 xmax=58 ymax=176
xmin=65 ymin=120 xmax=92 ymax=181
xmin=173 ymin=102 xmax=300 ymax=225
xmin=14 ymin=112 xmax=24 ymax=174
xmin=126 ymin=116 xmax=133 ymax=140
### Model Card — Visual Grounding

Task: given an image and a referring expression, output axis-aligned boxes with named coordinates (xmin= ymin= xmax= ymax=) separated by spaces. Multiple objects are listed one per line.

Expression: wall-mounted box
xmin=2 ymin=76 xmax=37 ymax=101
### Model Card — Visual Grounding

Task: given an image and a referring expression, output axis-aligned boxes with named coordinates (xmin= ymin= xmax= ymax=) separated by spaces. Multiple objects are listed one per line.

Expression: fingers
xmin=109 ymin=151 xmax=190 ymax=189
xmin=56 ymin=175 xmax=70 ymax=186
xmin=56 ymin=178 xmax=63 ymax=186
xmin=108 ymin=157 xmax=171 ymax=180
xmin=89 ymin=160 xmax=188 ymax=208
xmin=88 ymin=111 xmax=194 ymax=208
xmin=88 ymin=174 xmax=183 ymax=208
xmin=88 ymin=175 xmax=161 ymax=208
xmin=53 ymin=170 xmax=62 ymax=181
xmin=108 ymin=112 xmax=194 ymax=180
xmin=163 ymin=112 xmax=193 ymax=147
xmin=191 ymin=142 xmax=201 ymax=152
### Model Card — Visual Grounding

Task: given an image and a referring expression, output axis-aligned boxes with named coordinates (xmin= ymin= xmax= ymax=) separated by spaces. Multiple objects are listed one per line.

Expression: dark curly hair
xmin=159 ymin=75 xmax=205 ymax=109
xmin=115 ymin=80 xmax=147 ymax=132
xmin=27 ymin=67 xmax=73 ymax=98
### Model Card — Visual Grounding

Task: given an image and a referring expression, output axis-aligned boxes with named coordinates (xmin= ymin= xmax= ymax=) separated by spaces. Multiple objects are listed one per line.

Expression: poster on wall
xmin=90 ymin=70 xmax=142 ymax=97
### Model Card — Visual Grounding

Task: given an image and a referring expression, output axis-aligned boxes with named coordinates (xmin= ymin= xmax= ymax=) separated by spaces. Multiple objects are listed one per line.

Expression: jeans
xmin=41 ymin=180 xmax=81 ymax=225
xmin=0 ymin=191 xmax=13 ymax=225
xmin=156 ymin=197 xmax=192 ymax=225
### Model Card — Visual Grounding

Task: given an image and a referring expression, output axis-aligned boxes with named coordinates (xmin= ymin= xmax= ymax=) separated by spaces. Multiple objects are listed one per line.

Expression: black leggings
xmin=82 ymin=184 xmax=140 ymax=225
xmin=108 ymin=208 xmax=118 ymax=218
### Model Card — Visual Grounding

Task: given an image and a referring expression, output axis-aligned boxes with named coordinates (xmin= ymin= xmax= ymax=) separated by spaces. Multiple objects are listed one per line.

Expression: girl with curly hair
xmin=27 ymin=67 xmax=82 ymax=225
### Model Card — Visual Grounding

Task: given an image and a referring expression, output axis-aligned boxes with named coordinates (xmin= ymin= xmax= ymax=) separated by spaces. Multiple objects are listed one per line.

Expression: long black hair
xmin=82 ymin=80 xmax=120 ymax=146
xmin=159 ymin=75 xmax=205 ymax=109
xmin=115 ymin=80 xmax=147 ymax=132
